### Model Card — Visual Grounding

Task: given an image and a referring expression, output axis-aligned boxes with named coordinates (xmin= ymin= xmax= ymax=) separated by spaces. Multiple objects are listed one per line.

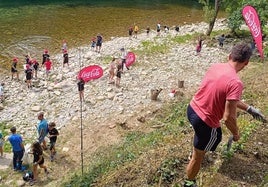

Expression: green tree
xmin=223 ymin=0 xmax=268 ymax=35
xmin=199 ymin=0 xmax=222 ymax=36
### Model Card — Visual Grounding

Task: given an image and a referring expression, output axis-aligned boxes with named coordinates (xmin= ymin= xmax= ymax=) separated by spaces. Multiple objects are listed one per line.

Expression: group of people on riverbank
xmin=1 ymin=112 xmax=59 ymax=186
xmin=9 ymin=43 xmax=70 ymax=90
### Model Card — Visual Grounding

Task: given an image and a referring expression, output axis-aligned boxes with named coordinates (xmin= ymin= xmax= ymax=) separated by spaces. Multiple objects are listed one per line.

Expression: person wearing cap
xmin=7 ymin=127 xmax=25 ymax=171
xmin=11 ymin=58 xmax=19 ymax=80
xmin=25 ymin=64 xmax=33 ymax=89
xmin=63 ymin=49 xmax=69 ymax=67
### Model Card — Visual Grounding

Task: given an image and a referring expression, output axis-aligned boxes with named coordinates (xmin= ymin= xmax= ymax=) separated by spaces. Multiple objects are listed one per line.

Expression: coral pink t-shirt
xmin=190 ymin=63 xmax=243 ymax=128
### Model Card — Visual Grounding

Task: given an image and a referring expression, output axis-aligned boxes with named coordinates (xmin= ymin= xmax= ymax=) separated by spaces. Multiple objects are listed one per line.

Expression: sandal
xmin=29 ymin=179 xmax=36 ymax=186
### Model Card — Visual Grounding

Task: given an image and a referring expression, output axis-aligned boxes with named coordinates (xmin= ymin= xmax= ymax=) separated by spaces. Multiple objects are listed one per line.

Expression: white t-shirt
xmin=0 ymin=85 xmax=3 ymax=96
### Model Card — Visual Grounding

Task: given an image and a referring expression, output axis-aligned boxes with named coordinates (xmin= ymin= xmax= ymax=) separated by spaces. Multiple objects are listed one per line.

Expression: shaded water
xmin=0 ymin=0 xmax=222 ymax=70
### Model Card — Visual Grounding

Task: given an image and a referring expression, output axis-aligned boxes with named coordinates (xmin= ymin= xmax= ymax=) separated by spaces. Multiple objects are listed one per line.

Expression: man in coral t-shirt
xmin=183 ymin=43 xmax=266 ymax=187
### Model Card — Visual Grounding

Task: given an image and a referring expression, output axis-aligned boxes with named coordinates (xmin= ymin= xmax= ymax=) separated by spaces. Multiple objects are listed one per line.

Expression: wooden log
xmin=150 ymin=88 xmax=163 ymax=101
xmin=178 ymin=80 xmax=184 ymax=88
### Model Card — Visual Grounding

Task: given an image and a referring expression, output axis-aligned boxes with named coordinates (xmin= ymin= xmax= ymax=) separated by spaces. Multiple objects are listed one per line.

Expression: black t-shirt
xmin=63 ymin=53 xmax=68 ymax=63
xmin=77 ymin=81 xmax=85 ymax=91
xmin=48 ymin=128 xmax=59 ymax=142
xmin=42 ymin=54 xmax=50 ymax=64
xmin=33 ymin=149 xmax=44 ymax=163
xmin=25 ymin=69 xmax=32 ymax=79
xmin=97 ymin=36 xmax=102 ymax=43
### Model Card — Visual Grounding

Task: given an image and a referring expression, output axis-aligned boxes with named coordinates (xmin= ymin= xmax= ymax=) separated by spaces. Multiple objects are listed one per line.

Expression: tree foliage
xmin=198 ymin=0 xmax=221 ymax=36
xmin=222 ymin=0 xmax=268 ymax=34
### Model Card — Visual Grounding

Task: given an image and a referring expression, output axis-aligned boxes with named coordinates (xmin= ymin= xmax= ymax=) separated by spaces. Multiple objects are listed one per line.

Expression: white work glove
xmin=247 ymin=106 xmax=266 ymax=122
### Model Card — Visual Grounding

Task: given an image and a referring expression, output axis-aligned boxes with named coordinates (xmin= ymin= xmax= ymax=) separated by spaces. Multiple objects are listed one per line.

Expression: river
xmin=0 ymin=0 xmax=223 ymax=71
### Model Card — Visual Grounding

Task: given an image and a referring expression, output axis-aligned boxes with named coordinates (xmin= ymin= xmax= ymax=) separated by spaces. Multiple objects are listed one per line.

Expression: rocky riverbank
xmin=0 ymin=19 xmax=229 ymax=133
xmin=0 ymin=18 xmax=233 ymax=186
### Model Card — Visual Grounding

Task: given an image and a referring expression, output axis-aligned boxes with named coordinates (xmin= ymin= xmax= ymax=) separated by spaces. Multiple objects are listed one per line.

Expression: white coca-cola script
xmin=244 ymin=10 xmax=260 ymax=38
xmin=80 ymin=68 xmax=101 ymax=79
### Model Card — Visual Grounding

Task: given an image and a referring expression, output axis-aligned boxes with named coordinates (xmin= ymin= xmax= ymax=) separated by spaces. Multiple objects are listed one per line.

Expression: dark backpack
xmin=23 ymin=171 xmax=33 ymax=181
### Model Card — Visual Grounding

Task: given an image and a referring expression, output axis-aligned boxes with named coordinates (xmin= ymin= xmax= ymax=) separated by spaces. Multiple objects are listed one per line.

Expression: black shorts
xmin=96 ymin=42 xmax=102 ymax=47
xmin=34 ymin=157 xmax=44 ymax=165
xmin=187 ymin=105 xmax=222 ymax=151
xmin=116 ymin=72 xmax=121 ymax=78
xmin=26 ymin=75 xmax=32 ymax=80
xmin=11 ymin=68 xmax=17 ymax=73
xmin=49 ymin=141 xmax=56 ymax=150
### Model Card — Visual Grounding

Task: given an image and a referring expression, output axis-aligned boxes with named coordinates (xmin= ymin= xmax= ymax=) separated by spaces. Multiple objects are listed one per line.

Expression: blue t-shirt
xmin=38 ymin=119 xmax=48 ymax=137
xmin=8 ymin=134 xmax=23 ymax=152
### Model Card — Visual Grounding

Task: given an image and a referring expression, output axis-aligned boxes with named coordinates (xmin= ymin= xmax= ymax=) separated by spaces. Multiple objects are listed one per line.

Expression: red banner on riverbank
xmin=77 ymin=65 xmax=103 ymax=82
xmin=126 ymin=52 xmax=136 ymax=67
xmin=242 ymin=5 xmax=263 ymax=59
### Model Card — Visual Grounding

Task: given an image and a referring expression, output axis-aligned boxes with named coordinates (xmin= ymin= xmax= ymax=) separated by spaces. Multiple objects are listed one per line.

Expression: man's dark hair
xmin=231 ymin=43 xmax=252 ymax=63
xmin=10 ymin=126 xmax=16 ymax=133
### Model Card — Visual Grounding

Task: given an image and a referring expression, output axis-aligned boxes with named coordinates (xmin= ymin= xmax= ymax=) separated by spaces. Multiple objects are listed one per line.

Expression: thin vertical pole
xmin=79 ymin=46 xmax=84 ymax=175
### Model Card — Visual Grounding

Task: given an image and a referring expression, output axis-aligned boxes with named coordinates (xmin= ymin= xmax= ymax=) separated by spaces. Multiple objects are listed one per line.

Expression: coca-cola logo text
xmin=81 ymin=68 xmax=100 ymax=79
xmin=78 ymin=65 xmax=103 ymax=82
xmin=244 ymin=10 xmax=260 ymax=38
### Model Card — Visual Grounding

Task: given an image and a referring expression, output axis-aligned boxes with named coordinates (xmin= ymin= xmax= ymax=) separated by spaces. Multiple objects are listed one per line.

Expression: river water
xmin=0 ymin=0 xmax=223 ymax=70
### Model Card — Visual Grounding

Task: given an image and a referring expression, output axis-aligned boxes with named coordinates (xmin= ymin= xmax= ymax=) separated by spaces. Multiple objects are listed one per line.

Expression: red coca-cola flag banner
xmin=242 ymin=5 xmax=263 ymax=59
xmin=126 ymin=52 xmax=136 ymax=67
xmin=77 ymin=65 xmax=103 ymax=82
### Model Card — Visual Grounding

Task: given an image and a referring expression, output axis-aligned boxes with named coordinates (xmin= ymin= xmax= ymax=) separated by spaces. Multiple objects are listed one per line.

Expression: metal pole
xmin=79 ymin=46 xmax=84 ymax=175
xmin=80 ymin=94 xmax=83 ymax=175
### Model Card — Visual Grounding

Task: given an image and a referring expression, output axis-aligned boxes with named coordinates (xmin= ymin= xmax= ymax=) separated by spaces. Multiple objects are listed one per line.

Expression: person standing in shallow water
xmin=184 ymin=43 xmax=266 ymax=187
xmin=128 ymin=26 xmax=133 ymax=39
xmin=133 ymin=24 xmax=139 ymax=39
xmin=96 ymin=34 xmax=103 ymax=53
